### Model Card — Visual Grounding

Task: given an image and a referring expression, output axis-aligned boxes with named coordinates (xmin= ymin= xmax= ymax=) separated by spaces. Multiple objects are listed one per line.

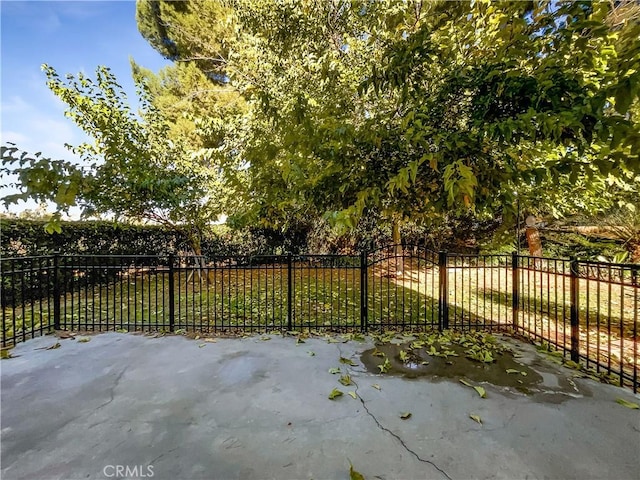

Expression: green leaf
xmin=469 ymin=414 xmax=482 ymax=424
xmin=339 ymin=374 xmax=353 ymax=386
xmin=340 ymin=356 xmax=357 ymax=366
xmin=459 ymin=378 xmax=473 ymax=387
xmin=614 ymin=80 xmax=632 ymax=115
xmin=349 ymin=462 xmax=365 ymax=480
xmin=400 ymin=412 xmax=412 ymax=420
xmin=506 ymin=369 xmax=520 ymax=374
xmin=473 ymin=386 xmax=486 ymax=398
xmin=328 ymin=367 xmax=341 ymax=374
xmin=348 ymin=391 xmax=357 ymax=399
xmin=377 ymin=358 xmax=391 ymax=373
xmin=328 ymin=388 xmax=343 ymax=400
xmin=615 ymin=398 xmax=639 ymax=409
xmin=77 ymin=337 xmax=91 ymax=343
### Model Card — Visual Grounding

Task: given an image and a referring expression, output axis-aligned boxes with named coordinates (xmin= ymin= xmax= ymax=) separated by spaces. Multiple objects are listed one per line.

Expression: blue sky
xmin=1 ymin=0 xmax=171 ymax=213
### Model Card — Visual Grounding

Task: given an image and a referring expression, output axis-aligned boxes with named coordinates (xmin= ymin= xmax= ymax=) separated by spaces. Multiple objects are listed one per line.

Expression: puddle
xmin=361 ymin=341 xmax=590 ymax=401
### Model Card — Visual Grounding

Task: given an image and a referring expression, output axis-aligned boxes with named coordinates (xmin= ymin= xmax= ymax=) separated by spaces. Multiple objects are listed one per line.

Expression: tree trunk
xmin=392 ymin=215 xmax=404 ymax=275
xmin=189 ymin=235 xmax=214 ymax=285
xmin=629 ymin=238 xmax=640 ymax=264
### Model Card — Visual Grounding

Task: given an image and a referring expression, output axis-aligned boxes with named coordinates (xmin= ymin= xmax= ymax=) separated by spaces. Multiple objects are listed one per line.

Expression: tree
xmin=1 ymin=65 xmax=227 ymax=255
xmin=135 ymin=0 xmax=640 ymax=240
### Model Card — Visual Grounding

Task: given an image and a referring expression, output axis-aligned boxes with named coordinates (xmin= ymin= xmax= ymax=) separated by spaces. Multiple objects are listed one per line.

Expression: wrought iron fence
xmin=1 ymin=246 xmax=638 ymax=391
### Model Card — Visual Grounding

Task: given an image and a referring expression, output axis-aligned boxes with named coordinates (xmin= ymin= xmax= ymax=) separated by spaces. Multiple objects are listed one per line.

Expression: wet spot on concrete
xmin=361 ymin=341 xmax=590 ymax=401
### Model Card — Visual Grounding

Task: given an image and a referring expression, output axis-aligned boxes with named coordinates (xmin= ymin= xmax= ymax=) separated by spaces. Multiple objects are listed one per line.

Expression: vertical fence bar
xmin=168 ymin=254 xmax=175 ymax=333
xmin=512 ymin=252 xmax=519 ymax=332
xmin=53 ymin=253 xmax=61 ymax=331
xmin=287 ymin=253 xmax=293 ymax=331
xmin=438 ymin=251 xmax=449 ymax=331
xmin=632 ymin=268 xmax=638 ymax=393
xmin=570 ymin=258 xmax=580 ymax=363
xmin=360 ymin=251 xmax=368 ymax=333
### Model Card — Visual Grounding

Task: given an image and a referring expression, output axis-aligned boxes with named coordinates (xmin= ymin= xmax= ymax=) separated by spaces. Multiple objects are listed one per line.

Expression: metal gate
xmin=366 ymin=244 xmax=440 ymax=331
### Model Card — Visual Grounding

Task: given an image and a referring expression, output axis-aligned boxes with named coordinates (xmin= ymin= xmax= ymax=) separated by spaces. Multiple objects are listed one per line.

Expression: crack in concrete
xmin=354 ymin=384 xmax=453 ymax=480
xmin=336 ymin=344 xmax=453 ymax=480
xmin=94 ymin=366 xmax=128 ymax=411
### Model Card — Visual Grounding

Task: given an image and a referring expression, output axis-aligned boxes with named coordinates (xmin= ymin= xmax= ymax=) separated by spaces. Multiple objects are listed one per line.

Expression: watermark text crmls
xmin=103 ymin=465 xmax=154 ymax=478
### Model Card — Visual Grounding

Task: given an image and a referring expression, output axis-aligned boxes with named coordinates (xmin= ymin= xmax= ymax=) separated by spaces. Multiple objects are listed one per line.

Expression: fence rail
xmin=1 ymin=246 xmax=638 ymax=391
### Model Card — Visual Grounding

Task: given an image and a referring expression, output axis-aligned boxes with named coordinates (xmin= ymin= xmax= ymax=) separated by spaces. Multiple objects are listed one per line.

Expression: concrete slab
xmin=1 ymin=332 xmax=639 ymax=480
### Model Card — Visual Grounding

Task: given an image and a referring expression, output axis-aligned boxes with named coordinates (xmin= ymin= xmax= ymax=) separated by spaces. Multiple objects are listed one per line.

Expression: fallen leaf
xmin=46 ymin=342 xmax=61 ymax=350
xmin=506 ymin=369 xmax=521 ymax=374
xmin=307 ymin=351 xmax=315 ymax=356
xmin=474 ymin=386 xmax=487 ymax=398
xmin=348 ymin=391 xmax=357 ymax=399
xmin=421 ymin=361 xmax=429 ymax=365
xmin=400 ymin=412 xmax=412 ymax=420
xmin=339 ymin=374 xmax=353 ymax=386
xmin=371 ymin=348 xmax=385 ymax=357
xmin=328 ymin=367 xmax=341 ymax=374
xmin=616 ymin=398 xmax=639 ymax=409
xmin=377 ymin=358 xmax=391 ymax=373
xmin=261 ymin=336 xmax=271 ymax=341
xmin=296 ymin=337 xmax=305 ymax=344
xmin=459 ymin=378 xmax=473 ymax=387
xmin=469 ymin=414 xmax=482 ymax=424
xmin=77 ymin=338 xmax=91 ymax=343
xmin=195 ymin=335 xmax=200 ymax=340
xmin=198 ymin=343 xmax=206 ymax=348
xmin=371 ymin=384 xmax=381 ymax=390
xmin=328 ymin=388 xmax=343 ymax=400
xmin=349 ymin=462 xmax=365 ymax=480
xmin=399 ymin=350 xmax=409 ymax=362
xmin=340 ymin=356 xmax=357 ymax=366
xmin=1 ymin=349 xmax=13 ymax=359
xmin=204 ymin=338 xmax=216 ymax=343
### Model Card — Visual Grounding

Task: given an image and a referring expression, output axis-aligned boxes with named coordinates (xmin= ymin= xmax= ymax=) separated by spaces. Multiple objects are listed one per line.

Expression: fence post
xmin=360 ymin=250 xmax=368 ymax=333
xmin=438 ymin=251 xmax=449 ymax=331
xmin=53 ymin=253 xmax=61 ymax=330
xmin=287 ymin=253 xmax=293 ymax=331
xmin=511 ymin=252 xmax=519 ymax=333
xmin=168 ymin=254 xmax=175 ymax=333
xmin=570 ymin=257 xmax=580 ymax=363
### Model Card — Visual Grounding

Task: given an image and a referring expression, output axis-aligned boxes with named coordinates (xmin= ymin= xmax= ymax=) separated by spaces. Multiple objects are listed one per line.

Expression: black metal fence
xmin=1 ymin=245 xmax=638 ymax=391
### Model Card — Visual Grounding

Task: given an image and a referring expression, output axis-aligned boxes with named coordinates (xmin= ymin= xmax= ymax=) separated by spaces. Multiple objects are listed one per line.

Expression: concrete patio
xmin=1 ymin=332 xmax=639 ymax=480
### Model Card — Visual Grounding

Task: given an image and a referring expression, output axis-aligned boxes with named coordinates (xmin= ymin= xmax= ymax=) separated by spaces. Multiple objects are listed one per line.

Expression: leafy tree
xmin=136 ymin=0 xmax=640 ymax=242
xmin=1 ymin=65 xmax=226 ymax=255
